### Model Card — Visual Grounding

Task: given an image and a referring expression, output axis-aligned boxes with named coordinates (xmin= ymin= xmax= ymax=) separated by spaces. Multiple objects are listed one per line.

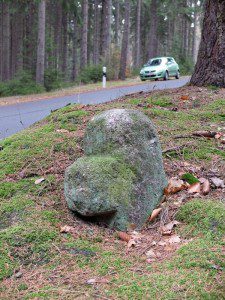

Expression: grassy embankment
xmin=0 ymin=86 xmax=224 ymax=299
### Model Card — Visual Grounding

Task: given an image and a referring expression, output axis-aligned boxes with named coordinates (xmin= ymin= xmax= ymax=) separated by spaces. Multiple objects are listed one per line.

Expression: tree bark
xmin=147 ymin=0 xmax=158 ymax=59
xmin=11 ymin=4 xmax=24 ymax=77
xmin=54 ymin=2 xmax=62 ymax=70
xmin=2 ymin=1 xmax=10 ymax=81
xmin=36 ymin=0 xmax=46 ymax=85
xmin=168 ymin=17 xmax=175 ymax=54
xmin=101 ymin=0 xmax=111 ymax=60
xmin=93 ymin=0 xmax=100 ymax=64
xmin=192 ymin=0 xmax=201 ymax=63
xmin=87 ymin=1 xmax=93 ymax=64
xmin=118 ymin=0 xmax=130 ymax=80
xmin=24 ymin=2 xmax=37 ymax=73
xmin=72 ymin=16 xmax=78 ymax=81
xmin=134 ymin=0 xmax=141 ymax=68
xmin=81 ymin=0 xmax=88 ymax=67
xmin=190 ymin=0 xmax=225 ymax=87
xmin=114 ymin=0 xmax=120 ymax=46
xmin=182 ymin=0 xmax=188 ymax=58
xmin=62 ymin=9 xmax=68 ymax=77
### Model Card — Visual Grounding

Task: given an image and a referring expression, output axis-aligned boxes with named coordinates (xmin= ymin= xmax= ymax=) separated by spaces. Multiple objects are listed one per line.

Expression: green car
xmin=140 ymin=57 xmax=180 ymax=81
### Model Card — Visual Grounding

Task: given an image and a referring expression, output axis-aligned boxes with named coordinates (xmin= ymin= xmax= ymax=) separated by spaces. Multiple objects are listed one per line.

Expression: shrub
xmin=0 ymin=71 xmax=45 ymax=97
xmin=77 ymin=65 xmax=103 ymax=84
xmin=178 ymin=57 xmax=194 ymax=75
xmin=44 ymin=68 xmax=62 ymax=91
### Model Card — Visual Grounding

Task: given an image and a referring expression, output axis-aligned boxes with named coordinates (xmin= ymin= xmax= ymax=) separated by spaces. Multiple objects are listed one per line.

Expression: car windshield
xmin=147 ymin=59 xmax=162 ymax=66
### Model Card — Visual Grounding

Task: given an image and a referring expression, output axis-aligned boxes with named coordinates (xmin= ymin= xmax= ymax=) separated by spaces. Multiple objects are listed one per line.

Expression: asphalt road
xmin=0 ymin=77 xmax=189 ymax=140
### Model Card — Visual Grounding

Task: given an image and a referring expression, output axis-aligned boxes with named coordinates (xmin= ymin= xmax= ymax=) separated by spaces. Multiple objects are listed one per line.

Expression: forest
xmin=0 ymin=1 xmax=225 ymax=298
xmin=0 ymin=0 xmax=204 ymax=95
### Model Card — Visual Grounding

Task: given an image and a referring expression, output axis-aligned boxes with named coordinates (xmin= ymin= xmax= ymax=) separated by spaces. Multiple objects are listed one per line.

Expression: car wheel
xmin=164 ymin=71 xmax=169 ymax=81
xmin=175 ymin=70 xmax=180 ymax=79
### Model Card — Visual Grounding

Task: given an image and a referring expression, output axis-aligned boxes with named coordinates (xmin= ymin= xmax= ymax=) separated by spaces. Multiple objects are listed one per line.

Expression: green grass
xmin=0 ymin=88 xmax=224 ymax=299
xmin=177 ymin=199 xmax=225 ymax=239
xmin=147 ymin=96 xmax=173 ymax=107
xmin=181 ymin=173 xmax=199 ymax=184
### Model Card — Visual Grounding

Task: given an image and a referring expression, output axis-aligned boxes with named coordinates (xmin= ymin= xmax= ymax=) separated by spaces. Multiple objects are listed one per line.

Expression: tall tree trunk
xmin=54 ymin=2 xmax=62 ymax=70
xmin=192 ymin=0 xmax=201 ymax=63
xmin=11 ymin=4 xmax=24 ymax=77
xmin=190 ymin=0 xmax=225 ymax=87
xmin=87 ymin=1 xmax=93 ymax=64
xmin=2 ymin=1 xmax=10 ymax=81
xmin=24 ymin=2 xmax=36 ymax=73
xmin=147 ymin=0 xmax=158 ymax=59
xmin=81 ymin=0 xmax=88 ymax=68
xmin=101 ymin=0 xmax=111 ymax=60
xmin=118 ymin=0 xmax=130 ymax=80
xmin=93 ymin=0 xmax=100 ymax=64
xmin=134 ymin=0 xmax=141 ymax=68
xmin=62 ymin=9 xmax=68 ymax=77
xmin=168 ymin=17 xmax=175 ymax=54
xmin=36 ymin=0 xmax=46 ymax=85
xmin=46 ymin=1 xmax=54 ymax=69
xmin=72 ymin=16 xmax=78 ymax=81
xmin=114 ymin=0 xmax=120 ymax=46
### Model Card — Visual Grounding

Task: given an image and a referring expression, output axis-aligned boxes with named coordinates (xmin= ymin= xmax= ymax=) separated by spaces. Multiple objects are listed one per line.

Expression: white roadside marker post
xmin=102 ymin=66 xmax=107 ymax=88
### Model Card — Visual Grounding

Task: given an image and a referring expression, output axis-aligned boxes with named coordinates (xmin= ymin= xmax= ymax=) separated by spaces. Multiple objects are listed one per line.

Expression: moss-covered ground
xmin=0 ymin=85 xmax=224 ymax=299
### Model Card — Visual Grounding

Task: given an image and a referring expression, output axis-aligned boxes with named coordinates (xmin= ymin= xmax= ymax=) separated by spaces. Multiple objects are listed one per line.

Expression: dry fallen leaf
xmin=180 ymin=95 xmax=189 ymax=101
xmin=164 ymin=245 xmax=173 ymax=252
xmin=161 ymin=220 xmax=180 ymax=235
xmin=148 ymin=208 xmax=162 ymax=222
xmin=199 ymin=177 xmax=207 ymax=184
xmin=35 ymin=177 xmax=45 ymax=185
xmin=215 ymin=133 xmax=222 ymax=139
xmin=117 ymin=231 xmax=131 ymax=242
xmin=158 ymin=241 xmax=166 ymax=246
xmin=60 ymin=225 xmax=75 ymax=233
xmin=86 ymin=278 xmax=109 ymax=285
xmin=56 ymin=129 xmax=69 ymax=133
xmin=188 ymin=182 xmax=201 ymax=194
xmin=127 ymin=239 xmax=136 ymax=249
xmin=146 ymin=249 xmax=156 ymax=258
xmin=202 ymin=179 xmax=210 ymax=195
xmin=146 ymin=258 xmax=155 ymax=264
xmin=168 ymin=235 xmax=181 ymax=244
xmin=164 ymin=178 xmax=188 ymax=195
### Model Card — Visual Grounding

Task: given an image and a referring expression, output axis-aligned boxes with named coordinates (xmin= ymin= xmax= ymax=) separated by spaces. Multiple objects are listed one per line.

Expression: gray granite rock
xmin=65 ymin=109 xmax=167 ymax=230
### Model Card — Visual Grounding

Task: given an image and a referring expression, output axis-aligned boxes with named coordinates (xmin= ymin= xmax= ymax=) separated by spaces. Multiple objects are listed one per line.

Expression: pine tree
xmin=36 ymin=0 xmax=46 ymax=85
xmin=190 ymin=0 xmax=225 ymax=86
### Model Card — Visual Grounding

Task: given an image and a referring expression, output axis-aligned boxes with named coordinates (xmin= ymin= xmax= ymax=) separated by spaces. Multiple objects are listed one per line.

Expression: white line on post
xmin=103 ymin=66 xmax=107 ymax=88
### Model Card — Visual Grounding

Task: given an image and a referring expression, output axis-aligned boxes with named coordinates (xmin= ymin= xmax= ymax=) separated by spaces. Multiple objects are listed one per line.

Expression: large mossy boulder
xmin=64 ymin=109 xmax=167 ymax=230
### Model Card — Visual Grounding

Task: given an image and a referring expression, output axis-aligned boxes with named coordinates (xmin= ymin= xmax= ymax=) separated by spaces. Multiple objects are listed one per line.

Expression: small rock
xmin=168 ymin=235 xmax=181 ymax=244
xmin=35 ymin=177 xmax=45 ymax=185
xmin=210 ymin=177 xmax=225 ymax=188
xmin=158 ymin=241 xmax=166 ymax=246
xmin=15 ymin=272 xmax=23 ymax=279
xmin=146 ymin=249 xmax=156 ymax=258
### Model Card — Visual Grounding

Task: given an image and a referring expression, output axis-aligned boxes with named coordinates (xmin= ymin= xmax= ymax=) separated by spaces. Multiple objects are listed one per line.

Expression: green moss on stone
xmin=67 ymin=155 xmax=135 ymax=208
